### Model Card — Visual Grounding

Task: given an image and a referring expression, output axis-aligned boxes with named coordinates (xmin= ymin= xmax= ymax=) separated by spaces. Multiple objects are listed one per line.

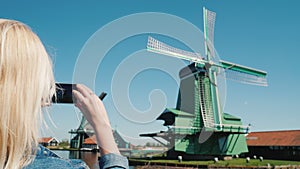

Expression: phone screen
xmin=53 ymin=83 xmax=74 ymax=103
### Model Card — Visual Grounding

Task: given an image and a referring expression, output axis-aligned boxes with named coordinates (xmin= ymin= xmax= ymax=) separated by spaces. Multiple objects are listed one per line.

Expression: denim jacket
xmin=24 ymin=145 xmax=129 ymax=169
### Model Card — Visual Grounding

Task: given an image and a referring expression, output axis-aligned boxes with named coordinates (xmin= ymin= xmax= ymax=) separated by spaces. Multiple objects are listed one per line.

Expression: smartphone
xmin=53 ymin=83 xmax=107 ymax=104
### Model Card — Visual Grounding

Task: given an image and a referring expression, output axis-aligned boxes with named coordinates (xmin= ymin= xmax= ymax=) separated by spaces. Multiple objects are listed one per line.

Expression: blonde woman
xmin=0 ymin=19 xmax=128 ymax=169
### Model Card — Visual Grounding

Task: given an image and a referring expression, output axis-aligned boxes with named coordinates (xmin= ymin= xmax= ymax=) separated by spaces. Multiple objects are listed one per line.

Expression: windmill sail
xmin=203 ymin=7 xmax=216 ymax=59
xmin=203 ymin=8 xmax=268 ymax=86
xmin=147 ymin=36 xmax=204 ymax=63
xmin=147 ymin=36 xmax=268 ymax=86
xmin=203 ymin=7 xmax=222 ymax=129
xmin=220 ymin=60 xmax=268 ymax=86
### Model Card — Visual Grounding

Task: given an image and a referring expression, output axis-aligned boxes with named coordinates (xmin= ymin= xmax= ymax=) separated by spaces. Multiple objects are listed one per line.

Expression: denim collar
xmin=35 ymin=145 xmax=60 ymax=158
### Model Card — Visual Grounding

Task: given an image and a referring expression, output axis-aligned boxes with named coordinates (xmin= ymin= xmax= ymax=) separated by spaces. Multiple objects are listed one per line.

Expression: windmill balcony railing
xmin=167 ymin=123 xmax=250 ymax=135
xmin=170 ymin=126 xmax=201 ymax=135
xmin=214 ymin=123 xmax=250 ymax=134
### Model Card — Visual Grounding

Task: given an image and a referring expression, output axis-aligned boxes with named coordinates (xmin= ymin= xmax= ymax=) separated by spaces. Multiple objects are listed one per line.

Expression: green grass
xmin=129 ymin=158 xmax=300 ymax=167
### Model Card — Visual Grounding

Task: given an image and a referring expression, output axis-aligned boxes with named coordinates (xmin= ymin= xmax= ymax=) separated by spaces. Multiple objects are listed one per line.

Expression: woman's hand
xmin=72 ymin=84 xmax=109 ymax=127
xmin=72 ymin=84 xmax=120 ymax=155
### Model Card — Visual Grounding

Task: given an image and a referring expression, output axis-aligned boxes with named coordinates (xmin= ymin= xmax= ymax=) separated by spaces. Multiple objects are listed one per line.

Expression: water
xmin=53 ymin=150 xmax=100 ymax=169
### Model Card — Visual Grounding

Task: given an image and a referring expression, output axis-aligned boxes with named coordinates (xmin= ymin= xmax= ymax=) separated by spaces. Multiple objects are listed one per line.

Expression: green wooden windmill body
xmin=141 ymin=7 xmax=267 ymax=157
xmin=171 ymin=64 xmax=249 ymax=155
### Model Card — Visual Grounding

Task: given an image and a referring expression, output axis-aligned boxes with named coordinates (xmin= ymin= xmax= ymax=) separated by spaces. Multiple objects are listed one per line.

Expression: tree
xmin=59 ymin=139 xmax=70 ymax=147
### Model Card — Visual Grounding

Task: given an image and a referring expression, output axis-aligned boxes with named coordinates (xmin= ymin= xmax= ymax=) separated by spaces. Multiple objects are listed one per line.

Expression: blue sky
xmin=1 ymin=1 xmax=300 ymax=145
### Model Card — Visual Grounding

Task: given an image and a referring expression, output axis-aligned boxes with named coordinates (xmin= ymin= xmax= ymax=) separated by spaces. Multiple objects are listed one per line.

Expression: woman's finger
xmin=74 ymin=84 xmax=93 ymax=98
xmin=80 ymin=84 xmax=94 ymax=94
xmin=72 ymin=89 xmax=85 ymax=107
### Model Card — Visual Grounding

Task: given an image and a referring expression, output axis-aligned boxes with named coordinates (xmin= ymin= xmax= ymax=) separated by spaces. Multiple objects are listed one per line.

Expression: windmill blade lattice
xmin=220 ymin=60 xmax=268 ymax=86
xmin=147 ymin=36 xmax=268 ymax=88
xmin=147 ymin=36 xmax=204 ymax=63
xmin=224 ymin=69 xmax=268 ymax=86
xmin=203 ymin=7 xmax=216 ymax=59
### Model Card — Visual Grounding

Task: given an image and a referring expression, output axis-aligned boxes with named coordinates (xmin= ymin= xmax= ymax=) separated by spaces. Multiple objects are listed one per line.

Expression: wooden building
xmin=81 ymin=130 xmax=132 ymax=151
xmin=246 ymin=130 xmax=300 ymax=161
xmin=82 ymin=136 xmax=98 ymax=150
xmin=38 ymin=137 xmax=59 ymax=147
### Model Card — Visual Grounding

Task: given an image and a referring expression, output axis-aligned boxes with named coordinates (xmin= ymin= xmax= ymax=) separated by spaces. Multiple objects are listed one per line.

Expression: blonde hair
xmin=0 ymin=19 xmax=55 ymax=168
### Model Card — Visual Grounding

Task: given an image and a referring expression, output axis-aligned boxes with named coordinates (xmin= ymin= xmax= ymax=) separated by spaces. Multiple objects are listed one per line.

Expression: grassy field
xmin=129 ymin=158 xmax=300 ymax=167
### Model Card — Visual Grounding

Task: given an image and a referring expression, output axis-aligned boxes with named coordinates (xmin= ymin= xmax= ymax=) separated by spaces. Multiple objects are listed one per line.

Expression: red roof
xmin=83 ymin=136 xmax=97 ymax=145
xmin=246 ymin=130 xmax=300 ymax=146
xmin=38 ymin=137 xmax=57 ymax=143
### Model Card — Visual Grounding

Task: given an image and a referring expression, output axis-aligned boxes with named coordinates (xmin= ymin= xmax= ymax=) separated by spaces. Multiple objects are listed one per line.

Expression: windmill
xmin=140 ymin=7 xmax=267 ymax=158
